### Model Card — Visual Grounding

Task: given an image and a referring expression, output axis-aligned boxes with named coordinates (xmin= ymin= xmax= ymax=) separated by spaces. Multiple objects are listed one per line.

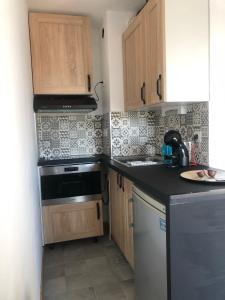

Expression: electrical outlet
xmin=193 ymin=131 xmax=202 ymax=143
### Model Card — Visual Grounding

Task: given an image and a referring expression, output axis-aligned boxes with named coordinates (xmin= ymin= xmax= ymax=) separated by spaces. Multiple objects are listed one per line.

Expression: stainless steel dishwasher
xmin=133 ymin=186 xmax=167 ymax=300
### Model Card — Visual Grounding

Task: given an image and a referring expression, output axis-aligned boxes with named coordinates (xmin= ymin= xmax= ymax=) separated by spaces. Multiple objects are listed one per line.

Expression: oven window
xmin=41 ymin=171 xmax=101 ymax=200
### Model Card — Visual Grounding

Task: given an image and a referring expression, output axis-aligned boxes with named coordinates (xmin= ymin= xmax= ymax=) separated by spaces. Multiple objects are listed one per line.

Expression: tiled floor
xmin=43 ymin=236 xmax=135 ymax=300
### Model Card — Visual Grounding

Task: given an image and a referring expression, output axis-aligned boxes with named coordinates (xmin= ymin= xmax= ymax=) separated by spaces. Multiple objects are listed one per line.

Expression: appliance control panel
xmin=64 ymin=167 xmax=79 ymax=172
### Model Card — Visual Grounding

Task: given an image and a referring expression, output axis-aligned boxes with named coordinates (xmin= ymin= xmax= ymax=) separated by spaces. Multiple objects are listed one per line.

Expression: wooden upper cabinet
xmin=29 ymin=13 xmax=93 ymax=94
xmin=123 ymin=13 xmax=145 ymax=110
xmin=145 ymin=0 xmax=164 ymax=105
xmin=123 ymin=0 xmax=209 ymax=109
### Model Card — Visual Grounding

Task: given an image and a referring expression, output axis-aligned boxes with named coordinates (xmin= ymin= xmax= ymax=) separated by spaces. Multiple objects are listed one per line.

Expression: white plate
xmin=180 ymin=170 xmax=225 ymax=184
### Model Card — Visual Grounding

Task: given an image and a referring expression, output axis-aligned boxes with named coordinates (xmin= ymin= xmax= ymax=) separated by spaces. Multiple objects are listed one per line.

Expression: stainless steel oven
xmin=39 ymin=162 xmax=102 ymax=205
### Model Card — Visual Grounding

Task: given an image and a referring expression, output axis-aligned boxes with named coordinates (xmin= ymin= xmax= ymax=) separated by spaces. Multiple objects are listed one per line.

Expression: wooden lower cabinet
xmin=42 ymin=199 xmax=103 ymax=244
xmin=110 ymin=169 xmax=125 ymax=253
xmin=109 ymin=169 xmax=134 ymax=268
xmin=123 ymin=177 xmax=134 ymax=268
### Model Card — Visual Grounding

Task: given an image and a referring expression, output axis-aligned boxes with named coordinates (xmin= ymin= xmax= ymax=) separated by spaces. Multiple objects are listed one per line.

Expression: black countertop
xmin=38 ymin=154 xmax=225 ymax=205
xmin=102 ymin=156 xmax=225 ymax=205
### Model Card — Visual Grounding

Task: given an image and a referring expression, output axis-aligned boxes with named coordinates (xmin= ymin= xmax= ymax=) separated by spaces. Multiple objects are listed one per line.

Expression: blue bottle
xmin=162 ymin=144 xmax=173 ymax=165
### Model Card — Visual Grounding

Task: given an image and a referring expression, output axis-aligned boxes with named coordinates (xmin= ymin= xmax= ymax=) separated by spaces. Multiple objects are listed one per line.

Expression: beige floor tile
xmin=44 ymin=264 xmax=65 ymax=281
xmin=44 ymin=246 xmax=64 ymax=267
xmin=45 ymin=292 xmax=67 ymax=300
xmin=85 ymin=256 xmax=110 ymax=273
xmin=63 ymin=245 xmax=86 ymax=263
xmin=67 ymin=287 xmax=96 ymax=300
xmin=64 ymin=259 xmax=87 ymax=276
xmin=44 ymin=276 xmax=67 ymax=297
xmin=103 ymin=243 xmax=123 ymax=258
xmin=66 ymin=272 xmax=92 ymax=291
xmin=89 ymin=268 xmax=119 ymax=286
xmin=94 ymin=282 xmax=127 ymax=300
xmin=120 ymin=279 xmax=135 ymax=300
xmin=43 ymin=237 xmax=135 ymax=300
xmin=111 ymin=263 xmax=134 ymax=281
xmin=83 ymin=243 xmax=106 ymax=259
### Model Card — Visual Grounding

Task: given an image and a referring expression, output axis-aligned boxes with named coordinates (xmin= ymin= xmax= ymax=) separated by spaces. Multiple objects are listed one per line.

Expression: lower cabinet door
xmin=42 ymin=200 xmax=103 ymax=244
xmin=109 ymin=169 xmax=134 ymax=268
xmin=124 ymin=177 xmax=135 ymax=269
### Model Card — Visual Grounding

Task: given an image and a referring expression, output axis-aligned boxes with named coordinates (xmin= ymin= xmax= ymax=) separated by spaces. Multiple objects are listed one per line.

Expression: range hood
xmin=33 ymin=94 xmax=97 ymax=113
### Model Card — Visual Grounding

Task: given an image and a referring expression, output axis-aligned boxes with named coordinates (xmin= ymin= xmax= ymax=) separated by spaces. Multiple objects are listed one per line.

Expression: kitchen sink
xmin=113 ymin=156 xmax=163 ymax=167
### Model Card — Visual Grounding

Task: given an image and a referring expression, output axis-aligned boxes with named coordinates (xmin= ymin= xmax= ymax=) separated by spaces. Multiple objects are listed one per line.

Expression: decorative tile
xmin=36 ymin=102 xmax=208 ymax=164
xmin=185 ymin=113 xmax=193 ymax=125
xmin=59 ymin=120 xmax=69 ymax=131
xmin=180 ymin=115 xmax=186 ymax=126
xmin=112 ymin=128 xmax=121 ymax=138
xmin=186 ymin=126 xmax=194 ymax=140
xmin=153 ymin=103 xmax=209 ymax=164
xmin=140 ymin=137 xmax=148 ymax=144
xmin=139 ymin=127 xmax=147 ymax=137
xmin=201 ymin=111 xmax=208 ymax=126
xmin=121 ymin=146 xmax=130 ymax=156
xmin=130 ymin=136 xmax=139 ymax=146
xmin=36 ymin=113 xmax=103 ymax=159
xmin=42 ymin=122 xmax=51 ymax=131
xmin=77 ymin=130 xmax=86 ymax=138
xmin=121 ymin=118 xmax=129 ymax=127
xmin=130 ymin=128 xmax=139 ymax=137
xmin=70 ymin=139 xmax=78 ymax=148
xmin=193 ymin=113 xmax=201 ymax=127
xmin=112 ymin=138 xmax=122 ymax=148
xmin=42 ymin=131 xmax=51 ymax=141
xmin=121 ymin=128 xmax=129 ymax=138
xmin=51 ymin=140 xmax=60 ymax=149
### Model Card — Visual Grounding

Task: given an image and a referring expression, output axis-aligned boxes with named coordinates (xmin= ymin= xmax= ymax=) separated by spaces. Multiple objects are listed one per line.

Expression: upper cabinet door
xmin=122 ymin=0 xmax=209 ymax=109
xmin=29 ymin=13 xmax=93 ymax=94
xmin=123 ymin=13 xmax=145 ymax=110
xmin=145 ymin=0 xmax=164 ymax=105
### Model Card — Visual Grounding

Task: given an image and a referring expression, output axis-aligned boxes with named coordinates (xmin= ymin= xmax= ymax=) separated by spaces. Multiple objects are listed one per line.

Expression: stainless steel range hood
xmin=33 ymin=94 xmax=97 ymax=113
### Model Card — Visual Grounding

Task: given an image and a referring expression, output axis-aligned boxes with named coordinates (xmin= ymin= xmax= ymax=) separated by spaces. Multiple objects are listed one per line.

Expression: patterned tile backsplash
xmin=36 ymin=113 xmax=103 ymax=160
xmin=36 ymin=103 xmax=209 ymax=165
xmin=110 ymin=111 xmax=155 ymax=157
xmin=154 ymin=103 xmax=209 ymax=164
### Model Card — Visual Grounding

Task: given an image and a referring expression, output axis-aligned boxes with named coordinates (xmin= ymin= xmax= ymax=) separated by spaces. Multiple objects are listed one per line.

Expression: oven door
xmin=41 ymin=171 xmax=101 ymax=200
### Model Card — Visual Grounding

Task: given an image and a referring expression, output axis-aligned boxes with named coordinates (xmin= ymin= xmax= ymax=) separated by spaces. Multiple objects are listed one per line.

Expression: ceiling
xmin=27 ymin=0 xmax=146 ymax=26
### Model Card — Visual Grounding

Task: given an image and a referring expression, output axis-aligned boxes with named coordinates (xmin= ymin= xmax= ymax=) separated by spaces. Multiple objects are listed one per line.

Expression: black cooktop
xmin=38 ymin=155 xmax=102 ymax=166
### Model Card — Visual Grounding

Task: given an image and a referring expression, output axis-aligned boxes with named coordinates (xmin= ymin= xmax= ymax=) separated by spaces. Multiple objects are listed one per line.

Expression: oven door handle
xmin=96 ymin=202 xmax=101 ymax=220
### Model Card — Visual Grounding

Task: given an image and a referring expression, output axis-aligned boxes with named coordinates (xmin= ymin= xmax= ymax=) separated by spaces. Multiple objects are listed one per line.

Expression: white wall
xmin=102 ymin=11 xmax=135 ymax=113
xmin=0 ymin=0 xmax=42 ymax=299
xmin=209 ymin=0 xmax=225 ymax=169
xmin=91 ymin=26 xmax=104 ymax=115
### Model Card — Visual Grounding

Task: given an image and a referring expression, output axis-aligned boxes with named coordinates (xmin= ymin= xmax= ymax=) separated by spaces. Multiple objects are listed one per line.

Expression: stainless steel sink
xmin=113 ymin=156 xmax=163 ymax=167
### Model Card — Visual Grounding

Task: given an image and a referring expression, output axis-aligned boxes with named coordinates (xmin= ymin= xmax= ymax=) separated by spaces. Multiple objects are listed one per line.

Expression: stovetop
xmin=38 ymin=155 xmax=102 ymax=167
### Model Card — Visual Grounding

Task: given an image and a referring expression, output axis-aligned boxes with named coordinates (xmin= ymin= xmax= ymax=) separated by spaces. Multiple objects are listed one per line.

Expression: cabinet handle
xmin=96 ymin=202 xmax=100 ymax=220
xmin=156 ymin=74 xmax=162 ymax=100
xmin=119 ymin=175 xmax=123 ymax=189
xmin=87 ymin=74 xmax=91 ymax=92
xmin=128 ymin=198 xmax=133 ymax=203
xmin=141 ymin=82 xmax=146 ymax=104
xmin=129 ymin=223 xmax=134 ymax=229
xmin=117 ymin=173 xmax=119 ymax=187
xmin=122 ymin=177 xmax=125 ymax=192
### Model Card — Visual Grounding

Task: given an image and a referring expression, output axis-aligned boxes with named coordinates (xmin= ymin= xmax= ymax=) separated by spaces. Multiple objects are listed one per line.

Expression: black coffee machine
xmin=164 ymin=130 xmax=189 ymax=167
